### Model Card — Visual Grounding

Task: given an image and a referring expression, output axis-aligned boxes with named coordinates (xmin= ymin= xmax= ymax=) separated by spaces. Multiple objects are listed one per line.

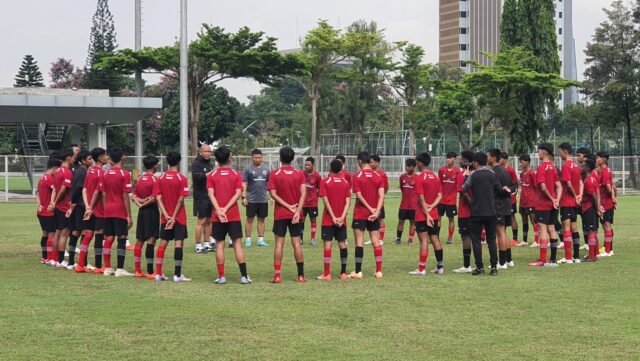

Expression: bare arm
xmin=156 ymin=195 xmax=170 ymax=220
xmin=269 ymin=189 xmax=293 ymax=209
xmin=427 ymin=192 xmax=442 ymax=209
xmin=123 ymin=192 xmax=132 ymax=228
xmin=292 ymin=183 xmax=307 ymax=223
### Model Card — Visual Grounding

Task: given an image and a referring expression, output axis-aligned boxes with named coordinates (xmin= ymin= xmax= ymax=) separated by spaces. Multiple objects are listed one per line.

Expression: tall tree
xmin=83 ymin=0 xmax=122 ymax=93
xmin=500 ymin=0 xmax=521 ymax=50
xmin=519 ymin=0 xmax=560 ymax=74
xmin=49 ymin=58 xmax=84 ymax=88
xmin=14 ymin=54 xmax=45 ymax=87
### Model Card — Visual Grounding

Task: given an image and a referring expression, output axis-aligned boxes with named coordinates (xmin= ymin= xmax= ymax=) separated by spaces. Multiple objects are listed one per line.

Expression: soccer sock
xmin=512 ymin=229 xmax=518 ymax=241
xmin=340 ymin=248 xmax=348 ymax=274
xmin=116 ymin=238 xmax=126 ymax=269
xmin=562 ymin=231 xmax=573 ymax=260
xmin=396 ymin=230 xmax=403 ymax=242
xmin=595 ymin=235 xmax=600 ymax=256
xmin=174 ymin=247 xmax=183 ymax=277
xmin=258 ymin=236 xmax=264 ymax=242
xmin=408 ymin=228 xmax=415 ymax=241
xmin=588 ymin=232 xmax=597 ymax=259
xmin=550 ymin=239 xmax=558 ymax=262
xmin=539 ymin=239 xmax=548 ymax=261
xmin=522 ymin=223 xmax=529 ymax=243
xmin=67 ymin=234 xmax=79 ymax=265
xmin=134 ymin=243 xmax=143 ymax=273
xmin=604 ymin=229 xmax=613 ymax=253
xmin=435 ymin=249 xmax=443 ymax=269
xmin=145 ymin=243 xmax=155 ymax=274
xmin=506 ymin=248 xmax=512 ymax=263
xmin=40 ymin=236 xmax=47 ymax=259
xmin=238 ymin=263 xmax=247 ymax=278
xmin=323 ymin=249 xmax=331 ymax=276
xmin=246 ymin=237 xmax=251 ymax=244
xmin=499 ymin=250 xmax=506 ymax=266
xmin=217 ymin=263 xmax=225 ymax=278
xmin=572 ymin=232 xmax=580 ymax=259
xmin=355 ymin=246 xmax=364 ymax=273
xmin=418 ymin=250 xmax=428 ymax=272
xmin=155 ymin=243 xmax=167 ymax=275
xmin=448 ymin=222 xmax=455 ymax=240
xmin=310 ymin=221 xmax=317 ymax=241
xmin=57 ymin=250 xmax=65 ymax=263
xmin=274 ymin=262 xmax=282 ymax=277
xmin=296 ymin=262 xmax=304 ymax=276
xmin=94 ymin=234 xmax=104 ymax=268
xmin=78 ymin=232 xmax=94 ymax=267
xmin=533 ymin=224 xmax=539 ymax=243
xmin=103 ymin=238 xmax=113 ymax=269
xmin=374 ymin=246 xmax=383 ymax=272
xmin=46 ymin=235 xmax=55 ymax=261
xmin=463 ymin=248 xmax=471 ymax=268
xmin=380 ymin=226 xmax=386 ymax=241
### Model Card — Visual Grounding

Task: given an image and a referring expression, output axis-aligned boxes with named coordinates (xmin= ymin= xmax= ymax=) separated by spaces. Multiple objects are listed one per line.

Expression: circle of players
xmin=36 ymin=141 xmax=616 ymax=283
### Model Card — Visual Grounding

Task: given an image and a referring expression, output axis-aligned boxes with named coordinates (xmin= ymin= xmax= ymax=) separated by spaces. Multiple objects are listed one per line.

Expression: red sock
xmin=539 ymin=239 xmax=548 ymax=262
xmin=46 ymin=235 xmax=55 ymax=261
xmin=595 ymin=236 xmax=600 ymax=256
xmin=103 ymin=238 xmax=114 ymax=269
xmin=562 ymin=231 xmax=572 ymax=259
xmin=274 ymin=262 xmax=282 ymax=275
xmin=134 ymin=243 xmax=143 ymax=273
xmin=533 ymin=224 xmax=539 ymax=243
xmin=588 ymin=232 xmax=597 ymax=259
xmin=311 ymin=221 xmax=317 ymax=241
xmin=418 ymin=250 xmax=428 ymax=272
xmin=408 ymin=228 xmax=415 ymax=241
xmin=78 ymin=232 xmax=93 ymax=267
xmin=374 ymin=246 xmax=383 ymax=272
xmin=448 ymin=221 xmax=455 ymax=240
xmin=481 ymin=227 xmax=486 ymax=241
xmin=323 ymin=249 xmax=331 ymax=276
xmin=155 ymin=244 xmax=167 ymax=275
xmin=217 ymin=263 xmax=225 ymax=278
xmin=380 ymin=226 xmax=386 ymax=241
xmin=604 ymin=230 xmax=613 ymax=253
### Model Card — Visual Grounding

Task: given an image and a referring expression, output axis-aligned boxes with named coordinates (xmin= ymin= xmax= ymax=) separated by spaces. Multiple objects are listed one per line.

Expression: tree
xmin=14 ymin=54 xmax=44 ymax=87
xmin=49 ymin=58 xmax=84 ymax=88
xmin=436 ymin=83 xmax=476 ymax=150
xmin=519 ymin=0 xmax=560 ymax=75
xmin=500 ymin=0 xmax=521 ymax=50
xmin=83 ymin=0 xmax=122 ymax=93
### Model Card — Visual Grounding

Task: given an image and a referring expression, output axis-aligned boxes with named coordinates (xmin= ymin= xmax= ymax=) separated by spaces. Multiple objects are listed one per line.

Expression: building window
xmin=559 ymin=12 xmax=563 ymax=18
xmin=460 ymin=44 xmax=467 ymax=51
xmin=558 ymin=44 xmax=562 ymax=51
xmin=559 ymin=93 xmax=563 ymax=100
xmin=460 ymin=27 xmax=467 ymax=34
xmin=460 ymin=61 xmax=467 ymax=68
xmin=460 ymin=11 xmax=467 ymax=18
xmin=559 ymin=27 xmax=562 ymax=35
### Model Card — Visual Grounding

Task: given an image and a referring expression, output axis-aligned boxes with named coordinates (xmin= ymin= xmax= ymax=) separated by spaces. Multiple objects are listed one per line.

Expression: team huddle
xmin=35 ymin=142 xmax=617 ymax=283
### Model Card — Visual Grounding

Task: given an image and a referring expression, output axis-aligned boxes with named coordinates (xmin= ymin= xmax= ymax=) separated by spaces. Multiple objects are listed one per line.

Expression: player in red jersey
xmin=409 ymin=152 xmax=443 ymax=275
xmin=37 ymin=158 xmax=60 ymax=264
xmin=529 ymin=143 xmax=562 ymax=267
xmin=395 ymin=158 xmax=417 ymax=245
xmin=301 ymin=156 xmax=322 ymax=246
xmin=576 ymin=147 xmax=592 ymax=250
xmin=438 ymin=152 xmax=460 ymax=244
xmin=268 ymin=147 xmax=307 ymax=283
xmin=558 ymin=143 xmax=583 ymax=264
xmin=517 ymin=154 xmax=539 ymax=247
xmin=500 ymin=152 xmax=520 ymax=246
xmin=370 ymin=154 xmax=389 ymax=244
xmin=155 ymin=152 xmax=191 ymax=283
xmin=349 ymin=151 xmax=385 ymax=279
xmin=131 ymin=155 xmax=160 ymax=278
xmin=581 ymin=159 xmax=601 ymax=262
xmin=82 ymin=147 xmax=108 ymax=273
xmin=335 ymin=155 xmax=352 ymax=188
xmin=50 ymin=149 xmax=75 ymax=269
xmin=100 ymin=148 xmax=134 ymax=277
xmin=596 ymin=151 xmax=616 ymax=257
xmin=453 ymin=151 xmax=474 ymax=273
xmin=317 ymin=159 xmax=352 ymax=280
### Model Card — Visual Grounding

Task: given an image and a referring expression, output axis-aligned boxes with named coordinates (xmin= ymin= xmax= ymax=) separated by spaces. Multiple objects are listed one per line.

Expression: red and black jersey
xmin=102 ymin=167 xmax=133 ymax=220
xmin=415 ymin=170 xmax=441 ymax=222
xmin=438 ymin=166 xmax=460 ymax=206
xmin=319 ymin=175 xmax=351 ymax=227
xmin=267 ymin=166 xmax=305 ymax=221
xmin=84 ymin=165 xmax=104 ymax=217
xmin=352 ymin=169 xmax=384 ymax=220
xmin=37 ymin=173 xmax=55 ymax=216
xmin=535 ymin=161 xmax=559 ymax=211
xmin=599 ymin=166 xmax=614 ymax=210
xmin=519 ymin=168 xmax=537 ymax=208
xmin=399 ymin=173 xmax=417 ymax=210
xmin=303 ymin=171 xmax=322 ymax=208
xmin=207 ymin=166 xmax=243 ymax=222
xmin=156 ymin=170 xmax=190 ymax=225
xmin=560 ymin=159 xmax=582 ymax=208
xmin=53 ymin=165 xmax=73 ymax=212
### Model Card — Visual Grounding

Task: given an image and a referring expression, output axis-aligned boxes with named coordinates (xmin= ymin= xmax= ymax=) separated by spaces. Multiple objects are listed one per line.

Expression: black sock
xmin=340 ymin=248 xmax=348 ymax=274
xmin=296 ymin=262 xmax=304 ymax=276
xmin=40 ymin=236 xmax=47 ymax=259
xmin=435 ymin=249 xmax=444 ymax=269
xmin=116 ymin=238 xmax=126 ymax=269
xmin=583 ymin=229 xmax=589 ymax=245
xmin=522 ymin=223 xmax=529 ymax=242
xmin=499 ymin=250 xmax=506 ymax=265
xmin=145 ymin=243 xmax=155 ymax=274
xmin=506 ymin=249 xmax=512 ymax=262
xmin=512 ymin=229 xmax=518 ymax=241
xmin=572 ymin=232 xmax=580 ymax=259
xmin=550 ymin=239 xmax=558 ymax=261
xmin=355 ymin=246 xmax=364 ymax=273
xmin=238 ymin=262 xmax=247 ymax=277
xmin=174 ymin=247 xmax=183 ymax=277
xmin=58 ymin=250 xmax=65 ymax=263
xmin=463 ymin=248 xmax=471 ymax=268
xmin=94 ymin=234 xmax=104 ymax=268
xmin=396 ymin=231 xmax=402 ymax=240
xmin=68 ymin=234 xmax=79 ymax=265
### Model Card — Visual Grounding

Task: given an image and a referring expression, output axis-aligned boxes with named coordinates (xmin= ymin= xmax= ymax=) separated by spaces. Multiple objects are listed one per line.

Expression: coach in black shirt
xmin=488 ymin=149 xmax=516 ymax=268
xmin=192 ymin=144 xmax=214 ymax=253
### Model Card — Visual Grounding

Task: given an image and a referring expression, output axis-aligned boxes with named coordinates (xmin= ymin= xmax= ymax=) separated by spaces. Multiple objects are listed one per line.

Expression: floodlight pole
xmin=134 ymin=0 xmax=143 ymax=173
xmin=179 ymin=0 xmax=189 ymax=175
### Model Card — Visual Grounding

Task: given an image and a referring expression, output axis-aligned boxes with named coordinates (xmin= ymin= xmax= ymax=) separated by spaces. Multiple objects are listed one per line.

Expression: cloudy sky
xmin=0 ymin=0 xmax=620 ymax=102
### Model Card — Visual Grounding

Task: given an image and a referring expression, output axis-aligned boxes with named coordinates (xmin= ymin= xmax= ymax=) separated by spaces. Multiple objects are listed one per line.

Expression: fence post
xmin=622 ymin=155 xmax=626 ymax=195
xmin=4 ymin=156 xmax=8 ymax=202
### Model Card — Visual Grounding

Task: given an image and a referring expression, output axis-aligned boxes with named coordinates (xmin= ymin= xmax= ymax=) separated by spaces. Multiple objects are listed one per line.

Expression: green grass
xmin=1 ymin=197 xmax=640 ymax=360
xmin=3 ymin=176 xmax=32 ymax=192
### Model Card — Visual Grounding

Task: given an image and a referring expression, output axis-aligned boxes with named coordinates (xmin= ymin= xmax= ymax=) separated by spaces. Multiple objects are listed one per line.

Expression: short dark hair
xmin=559 ymin=143 xmax=573 ymax=154
xmin=357 ymin=151 xmax=371 ymax=164
xmin=473 ymin=152 xmax=488 ymax=166
xmin=487 ymin=148 xmax=501 ymax=160
xmin=69 ymin=143 xmax=79 ymax=148
xmin=371 ymin=154 xmax=381 ymax=163
xmin=77 ymin=150 xmax=91 ymax=163
xmin=596 ymin=150 xmax=609 ymax=161
xmin=305 ymin=156 xmax=315 ymax=164
xmin=587 ymin=153 xmax=596 ymax=162
xmin=330 ymin=159 xmax=343 ymax=173
xmin=405 ymin=158 xmax=417 ymax=167
xmin=166 ymin=151 xmax=181 ymax=166
xmin=416 ymin=152 xmax=431 ymax=167
xmin=577 ymin=147 xmax=591 ymax=156
xmin=90 ymin=147 xmax=106 ymax=162
xmin=538 ymin=143 xmax=554 ymax=155
xmin=446 ymin=152 xmax=457 ymax=159
xmin=500 ymin=151 xmax=509 ymax=160
xmin=519 ymin=154 xmax=531 ymax=162
xmin=142 ymin=155 xmax=159 ymax=170
xmin=47 ymin=158 xmax=61 ymax=169
xmin=335 ymin=154 xmax=346 ymax=163
xmin=461 ymin=150 xmax=474 ymax=163
xmin=55 ymin=149 xmax=74 ymax=162
xmin=584 ymin=158 xmax=596 ymax=171
xmin=251 ymin=148 xmax=262 ymax=156
xmin=214 ymin=146 xmax=231 ymax=164
xmin=279 ymin=147 xmax=295 ymax=164
xmin=109 ymin=148 xmax=125 ymax=164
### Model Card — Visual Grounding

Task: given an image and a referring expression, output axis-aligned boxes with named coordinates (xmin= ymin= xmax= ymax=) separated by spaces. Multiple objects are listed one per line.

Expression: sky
xmin=0 ymin=0 xmax=619 ymax=103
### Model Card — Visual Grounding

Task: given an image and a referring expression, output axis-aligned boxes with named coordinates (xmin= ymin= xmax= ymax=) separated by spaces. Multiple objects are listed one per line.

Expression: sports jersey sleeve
xmin=181 ymin=175 xmax=190 ymax=197
xmin=243 ymin=168 xmax=251 ymax=183
xmin=415 ymin=175 xmax=424 ymax=196
xmin=206 ymin=174 xmax=214 ymax=190
xmin=456 ymin=172 xmax=465 ymax=192
xmin=267 ymin=170 xmax=276 ymax=191
xmin=561 ymin=164 xmax=572 ymax=182
xmin=602 ymin=169 xmax=612 ymax=186
xmin=153 ymin=177 xmax=162 ymax=196
xmin=234 ymin=173 xmax=243 ymax=190
xmin=152 ymin=178 xmax=160 ymax=196
xmin=352 ymin=174 xmax=361 ymax=193
xmin=63 ymin=170 xmax=73 ymax=188
xmin=536 ymin=166 xmax=546 ymax=188
xmin=123 ymin=171 xmax=133 ymax=193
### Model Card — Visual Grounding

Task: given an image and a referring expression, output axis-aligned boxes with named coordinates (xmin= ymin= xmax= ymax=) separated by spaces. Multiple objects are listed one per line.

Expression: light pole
xmin=134 ymin=0 xmax=143 ymax=173
xmin=179 ymin=0 xmax=188 ymax=175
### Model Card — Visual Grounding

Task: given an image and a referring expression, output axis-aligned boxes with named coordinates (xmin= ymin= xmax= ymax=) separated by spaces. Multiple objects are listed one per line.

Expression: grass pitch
xmin=1 ymin=196 xmax=639 ymax=360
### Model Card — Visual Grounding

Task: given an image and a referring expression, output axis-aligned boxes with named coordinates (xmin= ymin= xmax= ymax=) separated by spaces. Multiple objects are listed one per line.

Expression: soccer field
xmin=1 ymin=196 xmax=639 ymax=360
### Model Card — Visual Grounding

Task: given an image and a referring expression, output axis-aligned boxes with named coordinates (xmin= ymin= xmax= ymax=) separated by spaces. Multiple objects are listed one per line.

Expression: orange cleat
xmin=510 ymin=239 xmax=519 ymax=247
xmin=145 ymin=273 xmax=156 ymax=280
xmin=93 ymin=267 xmax=105 ymax=274
xmin=271 ymin=274 xmax=282 ymax=284
xmin=134 ymin=271 xmax=145 ymax=278
xmin=297 ymin=275 xmax=306 ymax=283
xmin=340 ymin=273 xmax=348 ymax=280
xmin=75 ymin=265 xmax=88 ymax=273
xmin=126 ymin=245 xmax=135 ymax=251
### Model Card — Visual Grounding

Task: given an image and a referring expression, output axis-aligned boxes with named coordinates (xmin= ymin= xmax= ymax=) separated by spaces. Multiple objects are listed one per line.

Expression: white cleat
xmin=364 ymin=240 xmax=372 ymax=245
xmin=115 ymin=269 xmax=134 ymax=277
xmin=558 ymin=258 xmax=574 ymax=264
xmin=103 ymin=267 xmax=115 ymax=276
xmin=65 ymin=263 xmax=76 ymax=270
xmin=240 ymin=276 xmax=253 ymax=284
xmin=529 ymin=242 xmax=540 ymax=248
xmin=496 ymin=263 xmax=508 ymax=270
xmin=580 ymin=244 xmax=589 ymax=250
xmin=408 ymin=269 xmax=427 ymax=276
xmin=155 ymin=274 xmax=168 ymax=281
xmin=173 ymin=275 xmax=192 ymax=283
xmin=544 ymin=261 xmax=560 ymax=268
xmin=85 ymin=264 xmax=96 ymax=271
xmin=452 ymin=266 xmax=472 ymax=273
xmin=430 ymin=268 xmax=444 ymax=275
xmin=56 ymin=260 xmax=69 ymax=268
xmin=516 ymin=241 xmax=528 ymax=247
xmin=379 ymin=240 xmax=384 ymax=246
xmin=507 ymin=261 xmax=515 ymax=268
xmin=47 ymin=260 xmax=57 ymax=266
xmin=572 ymin=258 xmax=582 ymax=264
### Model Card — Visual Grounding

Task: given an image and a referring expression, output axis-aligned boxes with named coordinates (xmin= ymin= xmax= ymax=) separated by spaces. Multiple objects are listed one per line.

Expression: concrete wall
xmin=0 ymin=88 xmax=109 ymax=97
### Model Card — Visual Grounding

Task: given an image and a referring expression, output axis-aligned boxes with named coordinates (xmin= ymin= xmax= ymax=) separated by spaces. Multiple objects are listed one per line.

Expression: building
xmin=555 ymin=0 xmax=579 ymax=107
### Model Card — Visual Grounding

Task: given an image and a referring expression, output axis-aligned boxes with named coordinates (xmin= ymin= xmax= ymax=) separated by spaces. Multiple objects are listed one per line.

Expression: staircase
xmin=18 ymin=123 xmax=67 ymax=190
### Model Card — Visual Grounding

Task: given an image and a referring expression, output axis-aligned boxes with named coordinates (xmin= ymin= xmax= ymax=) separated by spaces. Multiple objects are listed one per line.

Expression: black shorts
xmin=535 ymin=209 xmax=559 ymax=225
xmin=93 ymin=216 xmax=105 ymax=231
xmin=352 ymin=219 xmax=381 ymax=232
xmin=38 ymin=215 xmax=56 ymax=233
xmin=379 ymin=206 xmax=386 ymax=219
xmin=54 ymin=208 xmax=71 ymax=230
xmin=303 ymin=207 xmax=319 ymax=219
xmin=511 ymin=204 xmax=517 ymax=215
xmin=601 ymin=208 xmax=614 ymax=224
xmin=103 ymin=217 xmax=129 ymax=237
xmin=458 ymin=217 xmax=470 ymax=236
xmin=160 ymin=223 xmax=188 ymax=241
xmin=193 ymin=198 xmax=212 ymax=218
xmin=496 ymin=214 xmax=512 ymax=226
xmin=519 ymin=207 xmax=535 ymax=215
xmin=415 ymin=221 xmax=439 ymax=236
xmin=247 ymin=203 xmax=268 ymax=218
xmin=398 ymin=209 xmax=416 ymax=221
xmin=437 ymin=204 xmax=457 ymax=218
xmin=582 ymin=208 xmax=599 ymax=232
xmin=560 ymin=206 xmax=577 ymax=222
xmin=212 ymin=221 xmax=243 ymax=241
xmin=273 ymin=219 xmax=302 ymax=237
xmin=70 ymin=207 xmax=85 ymax=231
xmin=321 ymin=225 xmax=348 ymax=242
xmin=136 ymin=206 xmax=160 ymax=241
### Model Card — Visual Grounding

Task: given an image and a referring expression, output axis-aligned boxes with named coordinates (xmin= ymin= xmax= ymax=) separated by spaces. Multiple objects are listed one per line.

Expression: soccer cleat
xmin=203 ymin=244 xmax=213 ymax=252
xmin=145 ymin=273 xmax=156 ymax=280
xmin=85 ymin=264 xmax=96 ymax=271
xmin=452 ymin=266 xmax=472 ymax=273
xmin=544 ymin=261 xmax=559 ymax=268
xmin=471 ymin=268 xmax=484 ymax=276
xmin=257 ymin=240 xmax=269 ymax=247
xmin=115 ymin=269 xmax=134 ymax=277
xmin=394 ymin=239 xmax=401 ymax=245
xmin=155 ymin=274 xmax=168 ymax=281
xmin=529 ymin=242 xmax=540 ymax=248
xmin=580 ymin=244 xmax=589 ymax=250
xmin=409 ymin=269 xmax=427 ymax=276
xmin=271 ymin=274 xmax=281 ymax=284
xmin=40 ymin=258 xmax=47 ymax=264
xmin=510 ymin=239 xmax=519 ymax=247
xmin=558 ymin=258 xmax=573 ymax=264
xmin=364 ymin=240 xmax=372 ymax=245
xmin=339 ymin=273 xmax=348 ymax=280
xmin=215 ymin=276 xmax=227 ymax=284
xmin=489 ymin=268 xmax=498 ymax=276
xmin=528 ymin=260 xmax=545 ymax=267
xmin=481 ymin=240 xmax=487 ymax=245
xmin=373 ymin=271 xmax=383 ymax=279
xmin=245 ymin=239 xmax=252 ymax=248
xmin=297 ymin=275 xmax=306 ymax=283
xmin=430 ymin=268 xmax=444 ymax=275
xmin=310 ymin=239 xmax=317 ymax=246
xmin=446 ymin=239 xmax=453 ymax=245
xmin=599 ymin=250 xmax=611 ymax=257
xmin=516 ymin=241 xmax=528 ymax=247
xmin=228 ymin=239 xmax=233 ymax=248
xmin=240 ymin=276 xmax=253 ymax=284
xmin=65 ymin=263 xmax=76 ymax=270
xmin=348 ymin=271 xmax=363 ymax=279
xmin=47 ymin=260 xmax=56 ymax=266
xmin=103 ymin=268 xmax=115 ymax=276
xmin=496 ymin=263 xmax=508 ymax=270
xmin=56 ymin=260 xmax=69 ymax=268
xmin=93 ymin=267 xmax=105 ymax=274
xmin=173 ymin=275 xmax=192 ymax=283
xmin=195 ymin=247 xmax=204 ymax=254
xmin=407 ymin=240 xmax=414 ymax=246
xmin=572 ymin=258 xmax=582 ymax=264
xmin=134 ymin=271 xmax=146 ymax=278
xmin=316 ymin=274 xmax=332 ymax=281
xmin=380 ymin=240 xmax=385 ymax=246
xmin=74 ymin=265 xmax=88 ymax=273
xmin=507 ymin=261 xmax=515 ymax=268
xmin=582 ymin=257 xmax=597 ymax=263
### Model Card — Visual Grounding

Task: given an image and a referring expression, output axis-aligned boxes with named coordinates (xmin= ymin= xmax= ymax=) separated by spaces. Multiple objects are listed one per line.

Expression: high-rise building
xmin=555 ymin=0 xmax=578 ymax=107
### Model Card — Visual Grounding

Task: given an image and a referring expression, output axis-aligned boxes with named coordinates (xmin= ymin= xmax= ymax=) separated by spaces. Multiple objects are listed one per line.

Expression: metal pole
xmin=622 ymin=126 xmax=626 ymax=195
xmin=179 ymin=0 xmax=189 ymax=175
xmin=134 ymin=0 xmax=143 ymax=174
xmin=4 ymin=156 xmax=8 ymax=202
